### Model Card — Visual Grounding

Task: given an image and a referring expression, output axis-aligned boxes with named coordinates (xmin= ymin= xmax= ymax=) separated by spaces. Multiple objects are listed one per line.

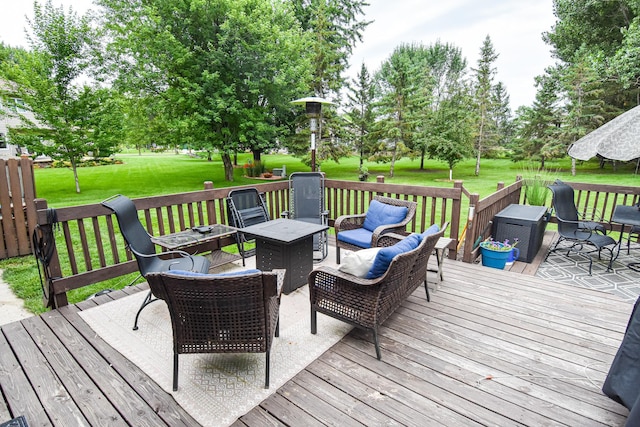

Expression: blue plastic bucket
xmin=480 ymin=246 xmax=511 ymax=269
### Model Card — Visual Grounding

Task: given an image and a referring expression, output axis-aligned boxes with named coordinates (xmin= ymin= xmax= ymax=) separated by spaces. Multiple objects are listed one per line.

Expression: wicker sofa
xmin=309 ymin=227 xmax=444 ymax=359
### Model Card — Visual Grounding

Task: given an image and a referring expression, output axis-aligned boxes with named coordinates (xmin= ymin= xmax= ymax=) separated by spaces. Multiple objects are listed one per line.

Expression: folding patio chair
xmin=226 ymin=188 xmax=271 ymax=265
xmin=281 ymin=172 xmax=329 ymax=261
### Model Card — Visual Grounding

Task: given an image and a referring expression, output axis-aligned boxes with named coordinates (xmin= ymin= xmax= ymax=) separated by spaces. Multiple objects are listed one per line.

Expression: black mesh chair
xmin=546 ymin=182 xmax=617 ymax=274
xmin=102 ymin=195 xmax=210 ymax=330
xmin=146 ymin=268 xmax=284 ymax=391
xmin=281 ymin=172 xmax=329 ymax=261
xmin=551 ymin=180 xmax=611 ymax=234
xmin=226 ymin=188 xmax=271 ymax=265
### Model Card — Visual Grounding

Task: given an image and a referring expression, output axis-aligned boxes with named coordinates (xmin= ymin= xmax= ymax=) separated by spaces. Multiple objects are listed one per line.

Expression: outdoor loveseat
xmin=309 ymin=226 xmax=444 ymax=359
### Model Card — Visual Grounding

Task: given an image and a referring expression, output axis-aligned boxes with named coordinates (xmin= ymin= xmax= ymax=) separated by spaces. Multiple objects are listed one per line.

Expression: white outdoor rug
xmin=79 ymin=281 xmax=352 ymax=427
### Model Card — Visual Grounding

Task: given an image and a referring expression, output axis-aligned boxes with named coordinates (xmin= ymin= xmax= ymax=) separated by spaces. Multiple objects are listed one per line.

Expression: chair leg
xmin=311 ymin=307 xmax=317 ymax=334
xmin=265 ymin=351 xmax=270 ymax=389
xmin=133 ymin=290 xmax=160 ymax=330
xmin=372 ymin=328 xmax=381 ymax=360
xmin=424 ymin=280 xmax=430 ymax=302
xmin=275 ymin=315 xmax=280 ymax=338
xmin=173 ymin=353 xmax=179 ymax=391
xmin=336 ymin=246 xmax=341 ymax=264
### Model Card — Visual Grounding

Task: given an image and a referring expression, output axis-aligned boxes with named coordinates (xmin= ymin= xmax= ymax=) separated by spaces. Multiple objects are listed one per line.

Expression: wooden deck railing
xmin=461 ymin=179 xmax=524 ymax=263
xmin=36 ymin=179 xmax=464 ymax=308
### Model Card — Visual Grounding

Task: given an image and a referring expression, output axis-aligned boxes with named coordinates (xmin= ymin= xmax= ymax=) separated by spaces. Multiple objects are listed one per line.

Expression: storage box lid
xmin=495 ymin=204 xmax=547 ymax=221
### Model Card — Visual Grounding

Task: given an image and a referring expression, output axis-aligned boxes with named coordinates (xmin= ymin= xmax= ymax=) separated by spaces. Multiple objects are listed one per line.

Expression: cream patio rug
xmin=79 ymin=271 xmax=351 ymax=427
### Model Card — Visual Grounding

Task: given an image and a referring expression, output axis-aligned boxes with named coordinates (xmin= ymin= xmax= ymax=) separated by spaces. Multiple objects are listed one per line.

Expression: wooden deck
xmin=0 ymin=246 xmax=633 ymax=426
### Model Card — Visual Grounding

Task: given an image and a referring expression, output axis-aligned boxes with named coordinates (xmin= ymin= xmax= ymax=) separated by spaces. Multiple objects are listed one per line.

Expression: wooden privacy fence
xmin=0 ymin=157 xmax=37 ymax=259
xmin=36 ymin=179 xmax=464 ymax=308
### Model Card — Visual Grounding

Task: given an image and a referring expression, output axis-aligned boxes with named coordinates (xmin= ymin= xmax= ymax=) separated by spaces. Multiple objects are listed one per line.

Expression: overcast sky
xmin=0 ymin=0 xmax=557 ymax=109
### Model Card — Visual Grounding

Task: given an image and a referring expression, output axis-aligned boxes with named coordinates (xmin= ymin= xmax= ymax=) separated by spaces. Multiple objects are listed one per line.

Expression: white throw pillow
xmin=338 ymin=248 xmax=382 ymax=278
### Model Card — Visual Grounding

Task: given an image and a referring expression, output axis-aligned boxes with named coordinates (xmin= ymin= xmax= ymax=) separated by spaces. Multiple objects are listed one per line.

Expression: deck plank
xmin=40 ymin=309 xmax=170 ymax=427
xmin=57 ymin=304 xmax=199 ymax=427
xmin=2 ymin=320 xmax=89 ymax=426
xmin=21 ymin=315 xmax=127 ymax=426
xmin=0 ymin=328 xmax=52 ymax=426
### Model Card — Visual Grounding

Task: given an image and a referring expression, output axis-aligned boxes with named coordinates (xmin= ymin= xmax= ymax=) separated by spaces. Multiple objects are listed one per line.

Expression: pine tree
xmin=472 ymin=35 xmax=499 ymax=176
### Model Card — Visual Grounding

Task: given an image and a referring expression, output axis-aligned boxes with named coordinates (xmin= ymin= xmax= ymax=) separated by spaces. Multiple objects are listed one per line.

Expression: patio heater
xmin=291 ymin=96 xmax=333 ymax=172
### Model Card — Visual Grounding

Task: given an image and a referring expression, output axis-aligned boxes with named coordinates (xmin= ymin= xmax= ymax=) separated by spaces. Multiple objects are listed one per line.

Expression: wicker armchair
xmin=334 ymin=195 xmax=417 ymax=263
xmin=309 ymin=228 xmax=444 ymax=360
xmin=146 ymin=268 xmax=285 ymax=391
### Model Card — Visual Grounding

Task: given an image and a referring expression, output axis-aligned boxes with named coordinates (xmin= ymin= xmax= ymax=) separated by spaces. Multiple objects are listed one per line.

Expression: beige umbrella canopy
xmin=568 ymin=105 xmax=640 ymax=162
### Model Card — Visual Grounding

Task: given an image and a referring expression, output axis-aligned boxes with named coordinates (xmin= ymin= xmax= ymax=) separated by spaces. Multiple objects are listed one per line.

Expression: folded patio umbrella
xmin=568 ymin=105 xmax=640 ymax=162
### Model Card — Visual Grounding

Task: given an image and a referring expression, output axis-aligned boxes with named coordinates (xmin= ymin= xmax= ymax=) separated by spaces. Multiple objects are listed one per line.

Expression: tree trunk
xmin=221 ymin=153 xmax=234 ymax=181
xmin=571 ymin=158 xmax=576 ymax=176
xmin=71 ymin=159 xmax=81 ymax=193
xmin=389 ymin=142 xmax=397 ymax=178
xmin=475 ymin=150 xmax=481 ymax=176
xmin=253 ymin=150 xmax=262 ymax=163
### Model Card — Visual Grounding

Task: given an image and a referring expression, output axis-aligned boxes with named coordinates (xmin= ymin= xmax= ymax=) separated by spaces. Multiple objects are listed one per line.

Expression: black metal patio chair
xmin=281 ymin=172 xmax=329 ymax=261
xmin=102 ymin=195 xmax=211 ymax=330
xmin=226 ymin=188 xmax=271 ymax=265
xmin=546 ymin=182 xmax=617 ymax=274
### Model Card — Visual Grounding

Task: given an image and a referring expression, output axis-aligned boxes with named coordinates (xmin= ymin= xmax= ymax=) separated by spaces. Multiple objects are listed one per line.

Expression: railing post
xmin=462 ymin=193 xmax=480 ymax=263
xmin=34 ymin=198 xmax=67 ymax=308
xmin=204 ymin=181 xmax=217 ymax=224
xmin=449 ymin=180 xmax=464 ymax=260
xmin=376 ymin=176 xmax=384 ymax=183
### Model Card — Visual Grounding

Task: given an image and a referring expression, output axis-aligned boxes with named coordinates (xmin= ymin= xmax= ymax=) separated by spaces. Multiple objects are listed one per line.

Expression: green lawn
xmin=3 ymin=150 xmax=640 ymax=314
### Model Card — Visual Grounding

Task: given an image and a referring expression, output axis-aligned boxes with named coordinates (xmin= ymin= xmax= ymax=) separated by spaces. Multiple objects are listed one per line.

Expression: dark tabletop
xmin=240 ymin=218 xmax=328 ymax=244
xmin=612 ymin=205 xmax=640 ymax=227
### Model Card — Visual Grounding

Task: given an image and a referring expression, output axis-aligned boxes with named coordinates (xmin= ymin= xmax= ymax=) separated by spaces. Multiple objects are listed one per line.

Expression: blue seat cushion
xmin=337 ymin=228 xmax=373 ymax=249
xmin=422 ymin=223 xmax=440 ymax=237
xmin=166 ymin=269 xmax=261 ymax=277
xmin=362 ymin=200 xmax=409 ymax=232
xmin=366 ymin=233 xmax=423 ymax=279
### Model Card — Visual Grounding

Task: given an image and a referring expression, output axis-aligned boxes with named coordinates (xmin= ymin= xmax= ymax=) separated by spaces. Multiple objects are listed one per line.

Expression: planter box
xmin=492 ymin=204 xmax=548 ymax=263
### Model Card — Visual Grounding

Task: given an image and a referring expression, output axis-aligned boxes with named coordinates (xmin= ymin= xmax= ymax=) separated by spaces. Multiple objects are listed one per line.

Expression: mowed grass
xmin=3 ymin=149 xmax=640 ymax=314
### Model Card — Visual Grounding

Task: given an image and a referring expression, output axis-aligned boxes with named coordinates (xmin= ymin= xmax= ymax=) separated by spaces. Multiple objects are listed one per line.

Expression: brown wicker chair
xmin=146 ymin=268 xmax=285 ymax=391
xmin=334 ymin=195 xmax=418 ymax=263
xmin=309 ymin=228 xmax=444 ymax=360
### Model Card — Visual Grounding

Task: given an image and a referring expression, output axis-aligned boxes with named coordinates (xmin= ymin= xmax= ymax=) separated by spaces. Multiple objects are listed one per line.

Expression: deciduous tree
xmin=5 ymin=1 xmax=115 ymax=193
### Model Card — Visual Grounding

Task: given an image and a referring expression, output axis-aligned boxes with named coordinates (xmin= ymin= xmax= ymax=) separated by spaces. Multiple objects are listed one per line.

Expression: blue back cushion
xmin=365 ymin=233 xmax=422 ymax=279
xmin=421 ymin=224 xmax=440 ymax=237
xmin=362 ymin=200 xmax=408 ymax=232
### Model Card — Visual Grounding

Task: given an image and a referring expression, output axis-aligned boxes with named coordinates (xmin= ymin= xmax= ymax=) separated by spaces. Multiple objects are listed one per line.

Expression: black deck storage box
xmin=492 ymin=204 xmax=548 ymax=263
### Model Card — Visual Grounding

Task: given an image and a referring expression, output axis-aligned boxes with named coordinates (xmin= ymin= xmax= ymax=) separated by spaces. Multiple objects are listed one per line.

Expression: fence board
xmin=0 ymin=158 xmax=37 ymax=259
